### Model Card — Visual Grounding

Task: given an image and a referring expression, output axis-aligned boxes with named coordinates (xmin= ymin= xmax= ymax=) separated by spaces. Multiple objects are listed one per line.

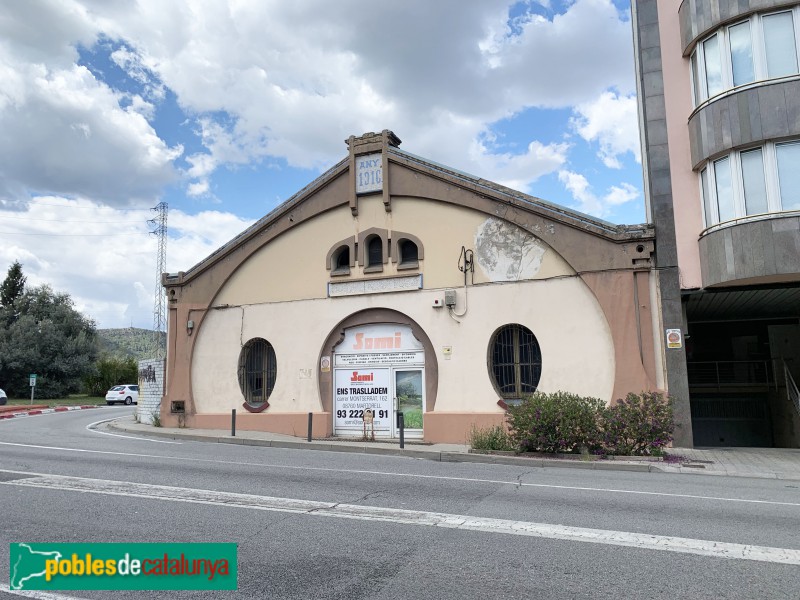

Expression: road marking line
xmin=0 ymin=584 xmax=88 ymax=599
xmin=2 ymin=472 xmax=799 ymax=565
xmin=1 ymin=443 xmax=798 ymax=508
xmin=84 ymin=419 xmax=181 ymax=444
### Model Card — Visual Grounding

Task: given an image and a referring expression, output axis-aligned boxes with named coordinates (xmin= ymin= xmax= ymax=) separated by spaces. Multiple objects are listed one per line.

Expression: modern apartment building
xmin=633 ymin=1 xmax=800 ymax=447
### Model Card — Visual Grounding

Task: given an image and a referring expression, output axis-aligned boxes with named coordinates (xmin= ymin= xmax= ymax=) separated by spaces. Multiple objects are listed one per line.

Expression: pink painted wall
xmin=658 ymin=1 xmax=703 ymax=290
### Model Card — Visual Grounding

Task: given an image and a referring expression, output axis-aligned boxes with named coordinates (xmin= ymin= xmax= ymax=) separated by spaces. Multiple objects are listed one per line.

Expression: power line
xmin=0 ymin=215 xmax=149 ymax=224
xmin=0 ymin=231 xmax=149 ymax=236
xmin=8 ymin=202 xmax=153 ymax=211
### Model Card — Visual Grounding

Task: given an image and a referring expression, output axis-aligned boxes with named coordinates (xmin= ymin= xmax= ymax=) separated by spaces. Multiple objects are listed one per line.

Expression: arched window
xmin=398 ymin=239 xmax=418 ymax=265
xmin=326 ymin=237 xmax=355 ymax=276
xmin=489 ymin=324 xmax=542 ymax=400
xmin=332 ymin=246 xmax=350 ymax=275
xmin=238 ymin=338 xmax=277 ymax=410
xmin=367 ymin=236 xmax=383 ymax=267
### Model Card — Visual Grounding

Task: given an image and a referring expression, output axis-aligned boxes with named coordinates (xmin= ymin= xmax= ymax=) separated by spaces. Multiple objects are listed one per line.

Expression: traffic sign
xmin=29 ymin=374 xmax=37 ymax=387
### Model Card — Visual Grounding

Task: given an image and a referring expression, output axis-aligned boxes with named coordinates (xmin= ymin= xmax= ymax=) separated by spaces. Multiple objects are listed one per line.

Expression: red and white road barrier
xmin=0 ymin=405 xmax=100 ymax=420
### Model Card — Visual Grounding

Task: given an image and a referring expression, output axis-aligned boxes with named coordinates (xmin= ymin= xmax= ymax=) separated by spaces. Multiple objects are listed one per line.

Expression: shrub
xmin=507 ymin=391 xmax=605 ymax=454
xmin=601 ymin=392 xmax=675 ymax=456
xmin=469 ymin=424 xmax=516 ymax=451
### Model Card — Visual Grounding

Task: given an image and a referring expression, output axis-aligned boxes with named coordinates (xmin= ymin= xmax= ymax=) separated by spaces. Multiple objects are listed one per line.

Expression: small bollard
xmin=231 ymin=408 xmax=236 ymax=437
xmin=307 ymin=412 xmax=313 ymax=442
xmin=398 ymin=412 xmax=405 ymax=449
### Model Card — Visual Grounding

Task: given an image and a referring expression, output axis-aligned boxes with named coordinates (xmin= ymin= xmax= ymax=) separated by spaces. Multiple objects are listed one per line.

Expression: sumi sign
xmin=333 ymin=368 xmax=391 ymax=433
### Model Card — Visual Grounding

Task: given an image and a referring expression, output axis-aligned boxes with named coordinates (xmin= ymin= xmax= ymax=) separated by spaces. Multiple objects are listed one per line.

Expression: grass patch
xmin=469 ymin=424 xmax=516 ymax=451
xmin=5 ymin=394 xmax=105 ymax=408
xmin=401 ymin=408 xmax=423 ymax=429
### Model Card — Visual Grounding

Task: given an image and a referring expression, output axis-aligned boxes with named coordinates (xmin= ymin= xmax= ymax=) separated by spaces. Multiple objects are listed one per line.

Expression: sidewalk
xmin=106 ymin=416 xmax=800 ymax=480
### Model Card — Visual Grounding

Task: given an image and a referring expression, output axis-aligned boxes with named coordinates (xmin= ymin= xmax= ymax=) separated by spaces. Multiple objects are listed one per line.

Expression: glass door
xmin=394 ymin=369 xmax=424 ymax=437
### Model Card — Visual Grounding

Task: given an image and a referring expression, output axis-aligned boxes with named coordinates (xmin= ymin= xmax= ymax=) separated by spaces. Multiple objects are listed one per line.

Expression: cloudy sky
xmin=0 ymin=0 xmax=644 ymax=330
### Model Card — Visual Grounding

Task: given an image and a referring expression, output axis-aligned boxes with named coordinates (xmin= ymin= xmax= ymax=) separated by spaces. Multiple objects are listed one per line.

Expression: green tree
xmin=0 ymin=284 xmax=98 ymax=399
xmin=0 ymin=261 xmax=26 ymax=308
xmin=83 ymin=356 xmax=139 ymax=397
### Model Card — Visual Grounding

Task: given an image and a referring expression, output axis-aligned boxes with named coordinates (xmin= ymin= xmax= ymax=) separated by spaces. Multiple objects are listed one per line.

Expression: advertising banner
xmin=334 ymin=324 xmax=424 ymax=367
xmin=333 ymin=368 xmax=391 ymax=435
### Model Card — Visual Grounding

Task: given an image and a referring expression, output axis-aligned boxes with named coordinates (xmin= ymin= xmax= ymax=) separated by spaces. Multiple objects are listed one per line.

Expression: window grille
xmin=367 ymin=236 xmax=382 ymax=266
xmin=490 ymin=324 xmax=542 ymax=399
xmin=334 ymin=246 xmax=350 ymax=273
xmin=399 ymin=240 xmax=418 ymax=264
xmin=238 ymin=338 xmax=277 ymax=406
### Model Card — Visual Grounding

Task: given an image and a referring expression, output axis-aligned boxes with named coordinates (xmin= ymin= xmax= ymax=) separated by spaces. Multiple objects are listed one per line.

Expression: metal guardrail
xmin=687 ymin=360 xmax=777 ymax=390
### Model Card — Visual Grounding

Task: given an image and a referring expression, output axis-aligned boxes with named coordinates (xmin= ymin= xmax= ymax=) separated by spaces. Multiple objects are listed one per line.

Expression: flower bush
xmin=503 ymin=390 xmax=676 ymax=456
xmin=601 ymin=392 xmax=675 ymax=456
xmin=506 ymin=391 xmax=605 ymax=454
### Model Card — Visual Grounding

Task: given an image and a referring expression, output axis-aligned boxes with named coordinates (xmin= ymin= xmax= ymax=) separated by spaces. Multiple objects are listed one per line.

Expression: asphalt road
xmin=1 ymin=407 xmax=799 ymax=599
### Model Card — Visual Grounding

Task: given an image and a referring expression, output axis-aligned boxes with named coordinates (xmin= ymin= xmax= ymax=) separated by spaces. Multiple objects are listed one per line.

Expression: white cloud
xmin=79 ymin=0 xmax=635 ymax=193
xmin=572 ymin=91 xmax=641 ymax=168
xmin=558 ymin=170 xmax=639 ymax=218
xmin=469 ymin=137 xmax=570 ymax=193
xmin=0 ymin=58 xmax=182 ymax=205
xmin=0 ymin=0 xmax=644 ymax=327
xmin=0 ymin=197 xmax=254 ymax=328
xmin=186 ymin=180 xmax=210 ymax=197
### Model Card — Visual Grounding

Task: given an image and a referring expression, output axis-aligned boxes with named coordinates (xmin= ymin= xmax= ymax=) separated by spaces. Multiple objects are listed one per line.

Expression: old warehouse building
xmin=160 ymin=130 xmax=675 ymax=444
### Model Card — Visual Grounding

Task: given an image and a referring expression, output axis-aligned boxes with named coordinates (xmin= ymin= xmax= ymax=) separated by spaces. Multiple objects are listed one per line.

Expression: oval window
xmin=238 ymin=338 xmax=277 ymax=411
xmin=489 ymin=324 xmax=542 ymax=400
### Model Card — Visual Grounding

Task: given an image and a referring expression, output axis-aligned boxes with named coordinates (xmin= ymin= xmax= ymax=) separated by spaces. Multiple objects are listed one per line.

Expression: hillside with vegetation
xmin=97 ymin=328 xmax=166 ymax=361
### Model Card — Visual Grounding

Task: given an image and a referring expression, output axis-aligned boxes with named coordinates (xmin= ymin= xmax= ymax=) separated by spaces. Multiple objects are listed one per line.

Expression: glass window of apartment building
xmin=763 ymin=12 xmax=798 ymax=77
xmin=776 ymin=142 xmax=800 ymax=211
xmin=701 ymin=141 xmax=800 ymax=228
xmin=690 ymin=8 xmax=800 ymax=105
xmin=729 ymin=21 xmax=755 ymax=86
xmin=741 ymin=149 xmax=768 ymax=215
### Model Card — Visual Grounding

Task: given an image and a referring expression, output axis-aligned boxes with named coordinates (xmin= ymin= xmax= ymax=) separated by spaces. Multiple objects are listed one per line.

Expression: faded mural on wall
xmin=475 ymin=218 xmax=546 ymax=281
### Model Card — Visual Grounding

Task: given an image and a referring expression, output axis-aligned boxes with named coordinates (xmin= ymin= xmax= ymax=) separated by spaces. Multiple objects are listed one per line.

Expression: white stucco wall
xmin=192 ymin=195 xmax=614 ymax=416
xmin=191 ymin=277 xmax=615 ymax=414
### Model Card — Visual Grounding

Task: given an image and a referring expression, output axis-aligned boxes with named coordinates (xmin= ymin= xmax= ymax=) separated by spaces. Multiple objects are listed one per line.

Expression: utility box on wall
xmin=444 ymin=289 xmax=456 ymax=307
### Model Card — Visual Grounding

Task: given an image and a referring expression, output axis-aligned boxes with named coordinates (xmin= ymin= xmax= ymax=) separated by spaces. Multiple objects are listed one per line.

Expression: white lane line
xmin=1 ymin=443 xmax=798 ymax=508
xmin=0 ymin=584 xmax=88 ymax=599
xmin=2 ymin=472 xmax=799 ymax=566
xmin=84 ymin=418 xmax=181 ymax=444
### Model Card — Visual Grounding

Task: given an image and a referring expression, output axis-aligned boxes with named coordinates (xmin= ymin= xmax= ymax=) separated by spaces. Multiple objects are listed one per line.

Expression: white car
xmin=0 ymin=388 xmax=6 ymax=405
xmin=105 ymin=385 xmax=138 ymax=405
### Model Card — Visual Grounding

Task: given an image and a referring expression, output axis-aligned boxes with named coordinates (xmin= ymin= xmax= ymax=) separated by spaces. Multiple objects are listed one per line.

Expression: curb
xmin=103 ymin=421 xmax=800 ymax=480
xmin=0 ymin=405 xmax=101 ymax=420
xmin=106 ymin=421 xmax=663 ymax=473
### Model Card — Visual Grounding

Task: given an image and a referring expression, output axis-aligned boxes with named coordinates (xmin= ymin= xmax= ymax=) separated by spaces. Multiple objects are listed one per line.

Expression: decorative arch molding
xmin=317 ymin=308 xmax=439 ymax=415
xmin=390 ymin=230 xmax=424 ymax=267
xmin=357 ymin=227 xmax=389 ymax=268
xmin=325 ymin=236 xmax=356 ymax=273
